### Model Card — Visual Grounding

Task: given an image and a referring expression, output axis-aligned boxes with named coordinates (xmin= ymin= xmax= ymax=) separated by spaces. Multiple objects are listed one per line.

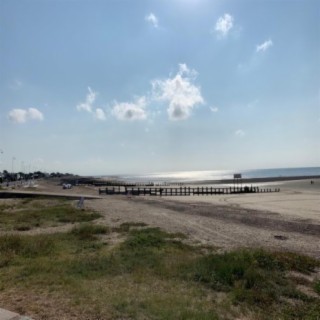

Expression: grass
xmin=187 ymin=249 xmax=320 ymax=316
xmin=314 ymin=280 xmax=320 ymax=295
xmin=112 ymin=221 xmax=148 ymax=233
xmin=0 ymin=199 xmax=319 ymax=319
xmin=0 ymin=226 xmax=219 ymax=319
xmin=0 ymin=198 xmax=101 ymax=231
xmin=71 ymin=223 xmax=110 ymax=240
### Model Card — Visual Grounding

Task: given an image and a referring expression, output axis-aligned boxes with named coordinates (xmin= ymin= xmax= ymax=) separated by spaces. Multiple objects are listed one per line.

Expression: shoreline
xmin=94 ymin=174 xmax=320 ymax=186
xmin=1 ymin=177 xmax=319 ymax=259
xmin=194 ymin=174 xmax=320 ymax=185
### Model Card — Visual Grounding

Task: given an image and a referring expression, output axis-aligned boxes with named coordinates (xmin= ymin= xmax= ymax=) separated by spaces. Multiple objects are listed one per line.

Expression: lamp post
xmin=12 ymin=157 xmax=16 ymax=181
xmin=0 ymin=149 xmax=3 ymax=166
xmin=21 ymin=161 xmax=25 ymax=183
xmin=0 ymin=149 xmax=3 ymax=183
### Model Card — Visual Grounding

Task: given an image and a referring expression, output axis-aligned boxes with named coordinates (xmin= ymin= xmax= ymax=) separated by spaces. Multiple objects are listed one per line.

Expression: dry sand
xmin=2 ymin=178 xmax=320 ymax=258
xmin=83 ymin=178 xmax=320 ymax=258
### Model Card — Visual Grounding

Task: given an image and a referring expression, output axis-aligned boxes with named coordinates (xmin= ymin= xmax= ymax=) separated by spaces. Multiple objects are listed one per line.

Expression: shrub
xmin=0 ymin=234 xmax=55 ymax=260
xmin=71 ymin=223 xmax=109 ymax=240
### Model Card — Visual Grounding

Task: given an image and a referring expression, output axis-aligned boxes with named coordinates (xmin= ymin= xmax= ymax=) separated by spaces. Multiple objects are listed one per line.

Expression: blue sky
xmin=1 ymin=0 xmax=319 ymax=175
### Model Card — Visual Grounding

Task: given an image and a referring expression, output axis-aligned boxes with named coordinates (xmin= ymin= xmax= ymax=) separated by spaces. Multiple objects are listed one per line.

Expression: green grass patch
xmin=112 ymin=221 xmax=148 ymax=233
xmin=0 ymin=212 xmax=319 ymax=320
xmin=314 ymin=280 xmax=320 ymax=295
xmin=187 ymin=248 xmax=320 ymax=317
xmin=0 ymin=234 xmax=55 ymax=268
xmin=71 ymin=223 xmax=110 ymax=240
xmin=0 ymin=199 xmax=101 ymax=231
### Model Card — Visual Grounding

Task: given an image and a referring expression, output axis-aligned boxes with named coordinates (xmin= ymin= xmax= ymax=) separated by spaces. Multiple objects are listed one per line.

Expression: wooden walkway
xmin=99 ymin=186 xmax=280 ymax=196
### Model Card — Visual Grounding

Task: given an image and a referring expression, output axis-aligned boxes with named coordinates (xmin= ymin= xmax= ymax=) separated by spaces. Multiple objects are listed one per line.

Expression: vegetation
xmin=71 ymin=223 xmax=110 ymax=240
xmin=0 ymin=199 xmax=319 ymax=319
xmin=0 ymin=170 xmax=75 ymax=183
xmin=112 ymin=221 xmax=148 ymax=233
xmin=0 ymin=199 xmax=101 ymax=231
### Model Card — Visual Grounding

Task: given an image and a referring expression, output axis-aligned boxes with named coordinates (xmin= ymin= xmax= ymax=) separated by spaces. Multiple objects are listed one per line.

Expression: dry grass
xmin=0 ymin=198 xmax=319 ymax=319
xmin=0 ymin=198 xmax=101 ymax=231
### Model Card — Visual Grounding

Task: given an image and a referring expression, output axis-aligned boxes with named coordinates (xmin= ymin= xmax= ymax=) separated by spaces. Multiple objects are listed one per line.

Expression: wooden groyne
xmin=99 ymin=186 xmax=280 ymax=196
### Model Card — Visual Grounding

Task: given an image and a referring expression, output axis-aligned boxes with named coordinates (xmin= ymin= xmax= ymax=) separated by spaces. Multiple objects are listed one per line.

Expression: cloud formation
xmin=77 ymin=87 xmax=96 ymax=112
xmin=112 ymin=96 xmax=147 ymax=121
xmin=77 ymin=87 xmax=106 ymax=121
xmin=145 ymin=13 xmax=159 ymax=28
xmin=214 ymin=14 xmax=234 ymax=37
xmin=152 ymin=64 xmax=204 ymax=121
xmin=210 ymin=106 xmax=219 ymax=112
xmin=8 ymin=108 xmax=44 ymax=123
xmin=256 ymin=39 xmax=273 ymax=52
xmin=78 ymin=65 xmax=205 ymax=122
xmin=94 ymin=108 xmax=106 ymax=121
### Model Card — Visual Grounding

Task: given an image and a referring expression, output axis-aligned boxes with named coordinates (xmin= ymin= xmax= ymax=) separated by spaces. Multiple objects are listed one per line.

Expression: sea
xmin=105 ymin=167 xmax=320 ymax=184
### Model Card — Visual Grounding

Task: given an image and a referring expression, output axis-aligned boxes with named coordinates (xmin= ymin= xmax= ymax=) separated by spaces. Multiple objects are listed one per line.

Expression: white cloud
xmin=77 ymin=65 xmax=204 ymax=122
xmin=210 ymin=106 xmax=219 ymax=112
xmin=235 ymin=129 xmax=245 ymax=137
xmin=256 ymin=39 xmax=273 ymax=53
xmin=9 ymin=109 xmax=28 ymax=123
xmin=152 ymin=64 xmax=204 ymax=121
xmin=214 ymin=14 xmax=234 ymax=37
xmin=112 ymin=96 xmax=147 ymax=121
xmin=94 ymin=108 xmax=106 ymax=121
xmin=76 ymin=87 xmax=97 ymax=113
xmin=145 ymin=13 xmax=159 ymax=28
xmin=28 ymin=108 xmax=44 ymax=121
xmin=77 ymin=87 xmax=106 ymax=121
xmin=8 ymin=108 xmax=44 ymax=123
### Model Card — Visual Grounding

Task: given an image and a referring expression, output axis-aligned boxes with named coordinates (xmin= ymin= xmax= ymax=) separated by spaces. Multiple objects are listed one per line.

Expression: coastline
xmin=94 ymin=174 xmax=320 ymax=187
xmin=1 ymin=176 xmax=319 ymax=258
xmin=182 ymin=175 xmax=320 ymax=185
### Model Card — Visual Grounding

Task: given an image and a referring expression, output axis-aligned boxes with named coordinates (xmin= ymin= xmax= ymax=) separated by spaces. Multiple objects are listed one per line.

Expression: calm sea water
xmin=106 ymin=167 xmax=320 ymax=183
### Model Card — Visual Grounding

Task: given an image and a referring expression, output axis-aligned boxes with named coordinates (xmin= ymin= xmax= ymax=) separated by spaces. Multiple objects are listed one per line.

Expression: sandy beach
xmin=83 ymin=179 xmax=320 ymax=258
xmin=1 ymin=177 xmax=320 ymax=320
xmin=3 ymin=177 xmax=318 ymax=259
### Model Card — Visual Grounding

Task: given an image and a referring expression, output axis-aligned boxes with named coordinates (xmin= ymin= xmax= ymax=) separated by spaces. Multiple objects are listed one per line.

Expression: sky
xmin=0 ymin=0 xmax=319 ymax=176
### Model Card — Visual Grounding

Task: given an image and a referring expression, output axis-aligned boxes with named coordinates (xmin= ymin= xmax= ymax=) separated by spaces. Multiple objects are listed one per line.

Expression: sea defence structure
xmin=99 ymin=185 xmax=280 ymax=196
